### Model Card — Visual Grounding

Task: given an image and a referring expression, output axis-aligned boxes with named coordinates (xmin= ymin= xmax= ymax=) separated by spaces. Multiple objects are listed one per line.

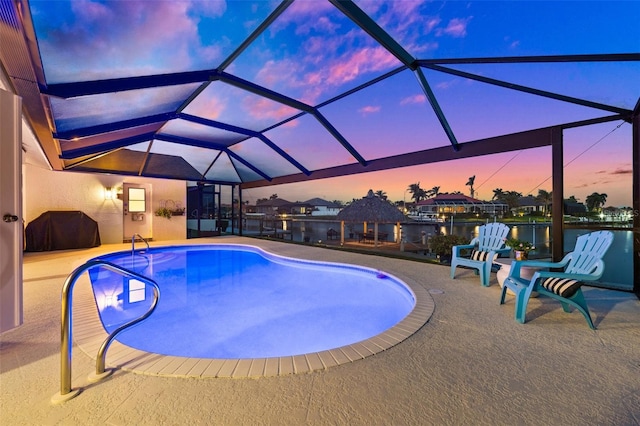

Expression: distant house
xmin=305 ymin=198 xmax=341 ymax=216
xmin=254 ymin=198 xmax=313 ymax=216
xmin=513 ymin=195 xmax=545 ymax=216
xmin=415 ymin=194 xmax=509 ymax=216
xmin=564 ymin=201 xmax=588 ymax=215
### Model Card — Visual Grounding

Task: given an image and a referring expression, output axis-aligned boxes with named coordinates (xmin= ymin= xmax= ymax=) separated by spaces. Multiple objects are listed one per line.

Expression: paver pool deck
xmin=2 ymin=236 xmax=639 ymax=425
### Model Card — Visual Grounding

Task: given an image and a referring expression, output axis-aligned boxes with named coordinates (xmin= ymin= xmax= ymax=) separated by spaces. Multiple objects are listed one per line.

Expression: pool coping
xmin=73 ymin=245 xmax=435 ymax=379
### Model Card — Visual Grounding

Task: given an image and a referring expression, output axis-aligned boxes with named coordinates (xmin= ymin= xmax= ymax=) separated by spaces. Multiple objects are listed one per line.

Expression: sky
xmin=28 ymin=1 xmax=640 ymax=208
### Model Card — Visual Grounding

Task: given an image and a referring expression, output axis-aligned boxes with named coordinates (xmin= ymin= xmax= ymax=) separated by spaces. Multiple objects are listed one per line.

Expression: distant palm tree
xmin=466 ymin=175 xmax=476 ymax=198
xmin=503 ymin=190 xmax=523 ymax=211
xmin=269 ymin=193 xmax=278 ymax=200
xmin=407 ymin=183 xmax=427 ymax=202
xmin=426 ymin=186 xmax=440 ymax=198
xmin=535 ymin=189 xmax=553 ymax=216
xmin=492 ymin=188 xmax=504 ymax=201
xmin=565 ymin=195 xmax=580 ymax=203
xmin=375 ymin=189 xmax=388 ymax=200
xmin=585 ymin=192 xmax=607 ymax=212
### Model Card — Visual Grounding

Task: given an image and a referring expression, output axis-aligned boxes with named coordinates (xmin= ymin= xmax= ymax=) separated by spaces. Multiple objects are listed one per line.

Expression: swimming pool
xmin=88 ymin=244 xmax=417 ymax=359
xmin=73 ymin=238 xmax=435 ymax=377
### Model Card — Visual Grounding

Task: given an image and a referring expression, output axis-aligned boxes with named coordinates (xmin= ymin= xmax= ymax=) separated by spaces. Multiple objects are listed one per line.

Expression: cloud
xmin=358 ymin=105 xmax=381 ymax=116
xmin=38 ymin=1 xmax=228 ymax=82
xmin=610 ymin=168 xmax=632 ymax=175
xmin=358 ymin=1 xmax=440 ymax=54
xmin=244 ymin=97 xmax=298 ymax=122
xmin=437 ymin=17 xmax=472 ymax=38
xmin=437 ymin=80 xmax=457 ymax=90
xmin=400 ymin=94 xmax=426 ymax=106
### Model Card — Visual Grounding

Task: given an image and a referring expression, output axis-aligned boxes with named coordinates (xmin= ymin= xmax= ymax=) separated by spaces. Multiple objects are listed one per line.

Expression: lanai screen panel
xmin=48 ymin=84 xmax=200 ymax=133
xmin=0 ymin=0 xmax=636 ymax=185
xmin=319 ymin=68 xmax=450 ymax=159
xmin=264 ymin=113 xmax=358 ymax=171
xmin=30 ymin=0 xmax=278 ymax=83
xmin=230 ymin=0 xmax=403 ymax=105
xmin=183 ymin=82 xmax=302 ymax=132
xmin=158 ymin=119 xmax=246 ymax=147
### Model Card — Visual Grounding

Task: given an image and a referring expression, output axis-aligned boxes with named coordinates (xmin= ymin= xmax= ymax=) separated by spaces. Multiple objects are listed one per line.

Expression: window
xmin=128 ymin=187 xmax=146 ymax=212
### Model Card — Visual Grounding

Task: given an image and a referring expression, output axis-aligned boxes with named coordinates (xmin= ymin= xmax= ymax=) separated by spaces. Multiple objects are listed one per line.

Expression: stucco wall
xmin=23 ymin=164 xmax=186 ymax=244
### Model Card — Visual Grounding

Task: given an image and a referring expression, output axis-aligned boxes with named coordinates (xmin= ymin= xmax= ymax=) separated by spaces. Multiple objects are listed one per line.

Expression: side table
xmin=493 ymin=257 xmax=540 ymax=297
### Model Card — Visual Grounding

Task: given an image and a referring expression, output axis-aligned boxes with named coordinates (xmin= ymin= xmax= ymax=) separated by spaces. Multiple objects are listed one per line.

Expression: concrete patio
xmin=1 ymin=236 xmax=639 ymax=425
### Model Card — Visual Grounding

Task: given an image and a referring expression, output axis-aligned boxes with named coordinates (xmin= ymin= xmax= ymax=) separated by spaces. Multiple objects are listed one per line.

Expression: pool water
xmin=88 ymin=245 xmax=415 ymax=359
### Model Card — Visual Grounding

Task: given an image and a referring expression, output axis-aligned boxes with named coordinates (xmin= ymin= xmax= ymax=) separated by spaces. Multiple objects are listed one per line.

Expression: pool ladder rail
xmin=52 ymin=259 xmax=160 ymax=404
xmin=132 ymin=233 xmax=150 ymax=253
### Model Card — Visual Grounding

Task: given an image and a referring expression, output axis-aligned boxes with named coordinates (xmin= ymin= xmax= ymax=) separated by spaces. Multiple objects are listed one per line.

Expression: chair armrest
xmin=508 ymin=259 xmax=561 ymax=279
xmin=452 ymin=244 xmax=475 ymax=256
xmin=535 ymin=271 xmax=600 ymax=283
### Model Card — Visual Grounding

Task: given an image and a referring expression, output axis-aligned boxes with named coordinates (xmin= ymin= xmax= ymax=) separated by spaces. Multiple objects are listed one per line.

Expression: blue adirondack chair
xmin=450 ymin=222 xmax=511 ymax=286
xmin=499 ymin=230 xmax=614 ymax=329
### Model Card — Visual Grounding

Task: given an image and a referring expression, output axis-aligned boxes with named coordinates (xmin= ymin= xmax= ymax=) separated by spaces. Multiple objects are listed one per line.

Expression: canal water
xmin=239 ymin=217 xmax=633 ymax=290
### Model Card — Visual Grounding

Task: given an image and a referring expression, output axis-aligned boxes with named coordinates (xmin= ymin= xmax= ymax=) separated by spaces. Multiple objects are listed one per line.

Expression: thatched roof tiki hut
xmin=336 ymin=190 xmax=406 ymax=247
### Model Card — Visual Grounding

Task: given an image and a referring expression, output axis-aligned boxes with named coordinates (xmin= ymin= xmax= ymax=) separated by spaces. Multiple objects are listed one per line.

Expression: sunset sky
xmin=29 ymin=1 xmax=639 ymax=207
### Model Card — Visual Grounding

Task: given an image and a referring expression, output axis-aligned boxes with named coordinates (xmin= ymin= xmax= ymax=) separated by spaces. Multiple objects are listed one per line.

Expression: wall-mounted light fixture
xmin=104 ymin=186 xmax=114 ymax=200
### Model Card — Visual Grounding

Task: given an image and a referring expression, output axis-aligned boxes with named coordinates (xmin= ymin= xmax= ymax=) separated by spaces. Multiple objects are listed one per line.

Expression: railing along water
xmin=52 ymin=259 xmax=160 ymax=403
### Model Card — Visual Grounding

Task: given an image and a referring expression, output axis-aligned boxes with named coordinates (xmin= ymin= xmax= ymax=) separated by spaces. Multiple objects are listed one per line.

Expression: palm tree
xmin=502 ymin=191 xmax=522 ymax=209
xmin=407 ymin=183 xmax=427 ymax=202
xmin=466 ymin=175 xmax=476 ymax=198
xmin=426 ymin=186 xmax=440 ymax=198
xmin=535 ymin=189 xmax=553 ymax=216
xmin=585 ymin=192 xmax=607 ymax=212
xmin=374 ymin=189 xmax=388 ymax=200
xmin=492 ymin=188 xmax=504 ymax=201
xmin=269 ymin=193 xmax=278 ymax=200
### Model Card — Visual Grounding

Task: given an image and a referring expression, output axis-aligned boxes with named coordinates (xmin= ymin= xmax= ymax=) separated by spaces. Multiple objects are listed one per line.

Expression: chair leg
xmin=568 ymin=289 xmax=596 ymax=330
xmin=513 ymin=285 xmax=535 ymax=324
xmin=499 ymin=283 xmax=508 ymax=304
xmin=450 ymin=262 xmax=457 ymax=279
xmin=479 ymin=262 xmax=491 ymax=287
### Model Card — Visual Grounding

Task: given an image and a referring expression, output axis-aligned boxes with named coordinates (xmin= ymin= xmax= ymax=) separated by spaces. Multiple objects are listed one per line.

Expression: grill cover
xmin=25 ymin=211 xmax=101 ymax=251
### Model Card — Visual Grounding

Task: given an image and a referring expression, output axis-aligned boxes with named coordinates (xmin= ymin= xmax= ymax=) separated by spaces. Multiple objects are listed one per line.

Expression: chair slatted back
xmin=477 ymin=223 xmax=510 ymax=251
xmin=565 ymin=231 xmax=614 ymax=275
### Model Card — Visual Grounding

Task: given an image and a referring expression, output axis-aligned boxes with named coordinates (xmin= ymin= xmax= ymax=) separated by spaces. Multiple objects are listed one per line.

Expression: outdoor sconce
xmin=104 ymin=186 xmax=114 ymax=200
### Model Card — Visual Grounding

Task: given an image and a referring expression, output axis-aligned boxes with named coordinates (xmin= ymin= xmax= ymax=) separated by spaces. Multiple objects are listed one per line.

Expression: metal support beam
xmin=414 ymin=68 xmax=459 ymax=150
xmin=242 ymin=126 xmax=554 ymax=188
xmin=238 ymin=185 xmax=243 ymax=236
xmin=423 ymin=64 xmax=630 ymax=115
xmin=632 ymin=98 xmax=640 ymax=297
xmin=329 ymin=0 xmax=416 ymax=68
xmin=179 ymin=113 xmax=311 ymax=175
xmin=551 ymin=127 xmax=564 ymax=262
xmin=219 ymin=0 xmax=294 ymax=71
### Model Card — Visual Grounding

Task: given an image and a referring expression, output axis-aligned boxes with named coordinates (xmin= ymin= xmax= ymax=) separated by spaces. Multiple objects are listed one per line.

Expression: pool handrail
xmin=132 ymin=233 xmax=150 ymax=253
xmin=52 ymin=259 xmax=160 ymax=404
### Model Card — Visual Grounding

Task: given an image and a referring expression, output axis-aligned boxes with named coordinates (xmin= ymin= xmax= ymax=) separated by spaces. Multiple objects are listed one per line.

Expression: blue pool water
xmin=88 ymin=245 xmax=415 ymax=359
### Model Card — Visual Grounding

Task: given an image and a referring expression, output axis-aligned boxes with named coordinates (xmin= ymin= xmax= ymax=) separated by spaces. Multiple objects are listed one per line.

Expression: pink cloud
xmin=436 ymin=80 xmax=456 ymax=90
xmin=358 ymin=1 xmax=441 ymax=54
xmin=358 ymin=105 xmax=381 ymax=116
xmin=400 ymin=94 xmax=426 ymax=106
xmin=325 ymin=46 xmax=398 ymax=86
xmin=611 ymin=168 xmax=632 ymax=175
xmin=244 ymin=97 xmax=298 ymax=121
xmin=437 ymin=17 xmax=472 ymax=38
xmin=189 ymin=95 xmax=226 ymax=121
xmin=43 ymin=1 xmax=227 ymax=82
